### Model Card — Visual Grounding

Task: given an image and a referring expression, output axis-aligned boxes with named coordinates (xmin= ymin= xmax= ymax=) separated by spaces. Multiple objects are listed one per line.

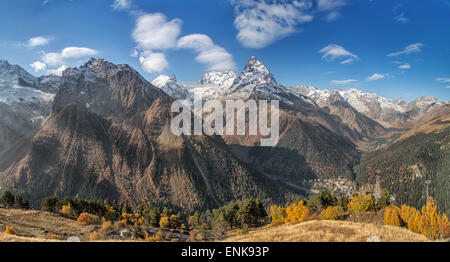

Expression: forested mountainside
xmin=354 ymin=114 xmax=450 ymax=215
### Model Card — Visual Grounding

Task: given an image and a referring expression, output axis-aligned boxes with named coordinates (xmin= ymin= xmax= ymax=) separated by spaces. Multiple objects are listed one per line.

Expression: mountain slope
xmin=0 ymin=59 xmax=297 ymax=211
xmin=0 ymin=60 xmax=57 ymax=155
xmin=354 ymin=112 xmax=450 ymax=215
xmin=289 ymin=85 xmax=447 ymax=129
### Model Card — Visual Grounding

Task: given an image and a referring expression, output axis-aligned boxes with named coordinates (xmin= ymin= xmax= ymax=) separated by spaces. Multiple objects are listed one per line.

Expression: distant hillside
xmin=354 ymin=114 xmax=450 ymax=215
xmin=223 ymin=220 xmax=429 ymax=242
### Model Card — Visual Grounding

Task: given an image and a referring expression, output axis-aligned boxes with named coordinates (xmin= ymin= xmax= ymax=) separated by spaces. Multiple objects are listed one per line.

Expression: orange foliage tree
xmin=284 ymin=201 xmax=309 ymax=224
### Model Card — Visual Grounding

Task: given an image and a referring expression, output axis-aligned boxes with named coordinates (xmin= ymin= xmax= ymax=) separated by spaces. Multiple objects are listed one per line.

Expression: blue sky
xmin=0 ymin=0 xmax=449 ymax=101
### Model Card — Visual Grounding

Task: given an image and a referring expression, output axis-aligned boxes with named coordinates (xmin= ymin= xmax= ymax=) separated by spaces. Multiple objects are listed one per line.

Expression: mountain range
xmin=0 ymin=57 xmax=448 ymax=213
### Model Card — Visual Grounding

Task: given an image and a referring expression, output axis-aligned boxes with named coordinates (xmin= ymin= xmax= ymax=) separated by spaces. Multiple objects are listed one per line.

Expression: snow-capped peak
xmin=151 ymin=74 xmax=190 ymax=100
xmin=151 ymin=75 xmax=171 ymax=88
xmin=244 ymin=56 xmax=271 ymax=76
xmin=200 ymin=71 xmax=238 ymax=88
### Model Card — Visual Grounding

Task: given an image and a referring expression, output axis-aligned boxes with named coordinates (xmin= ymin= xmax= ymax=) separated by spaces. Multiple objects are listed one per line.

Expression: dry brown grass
xmin=0 ymin=208 xmax=95 ymax=242
xmin=223 ymin=220 xmax=430 ymax=242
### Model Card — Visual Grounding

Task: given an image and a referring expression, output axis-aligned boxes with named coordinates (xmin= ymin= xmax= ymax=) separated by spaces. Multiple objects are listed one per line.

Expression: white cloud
xmin=230 ymin=0 xmax=349 ymax=48
xmin=112 ymin=0 xmax=131 ymax=10
xmin=331 ymin=79 xmax=357 ymax=85
xmin=30 ymin=61 xmax=47 ymax=72
xmin=398 ymin=63 xmax=411 ymax=70
xmin=61 ymin=47 xmax=98 ymax=58
xmin=47 ymin=65 xmax=68 ymax=76
xmin=317 ymin=0 xmax=347 ymax=11
xmin=42 ymin=0 xmax=49 ymax=6
xmin=231 ymin=0 xmax=316 ymax=48
xmin=26 ymin=36 xmax=51 ymax=48
xmin=131 ymin=12 xmax=235 ymax=73
xmin=436 ymin=78 xmax=450 ymax=83
xmin=42 ymin=52 xmax=64 ymax=66
xmin=41 ymin=47 xmax=98 ymax=67
xmin=177 ymin=34 xmax=235 ymax=71
xmin=132 ymin=13 xmax=182 ymax=51
xmin=319 ymin=44 xmax=358 ymax=63
xmin=387 ymin=43 xmax=423 ymax=57
xmin=139 ymin=52 xmax=169 ymax=74
xmin=367 ymin=73 xmax=385 ymax=81
xmin=394 ymin=12 xmax=409 ymax=24
xmin=446 ymin=86 xmax=450 ymax=89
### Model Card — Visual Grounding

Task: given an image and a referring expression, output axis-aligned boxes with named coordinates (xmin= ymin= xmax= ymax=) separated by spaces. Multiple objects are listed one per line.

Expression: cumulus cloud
xmin=26 ymin=36 xmax=51 ymax=48
xmin=398 ymin=63 xmax=411 ymax=70
xmin=177 ymin=34 xmax=235 ymax=71
xmin=319 ymin=44 xmax=358 ymax=64
xmin=331 ymin=79 xmax=357 ymax=85
xmin=35 ymin=46 xmax=98 ymax=75
xmin=230 ymin=0 xmax=348 ymax=48
xmin=131 ymin=13 xmax=235 ymax=73
xmin=41 ymin=47 xmax=98 ymax=67
xmin=30 ymin=61 xmax=47 ymax=72
xmin=387 ymin=43 xmax=423 ymax=57
xmin=42 ymin=52 xmax=65 ymax=66
xmin=367 ymin=73 xmax=385 ymax=81
xmin=231 ymin=0 xmax=314 ymax=48
xmin=47 ymin=65 xmax=68 ymax=76
xmin=132 ymin=13 xmax=182 ymax=51
xmin=139 ymin=52 xmax=169 ymax=74
xmin=436 ymin=78 xmax=450 ymax=83
xmin=112 ymin=0 xmax=132 ymax=10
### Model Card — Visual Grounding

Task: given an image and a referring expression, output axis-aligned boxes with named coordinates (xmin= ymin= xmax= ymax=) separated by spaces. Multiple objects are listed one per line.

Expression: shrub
xmin=1 ymin=191 xmax=15 ymax=208
xmin=89 ymin=231 xmax=102 ymax=241
xmin=77 ymin=212 xmax=100 ymax=225
xmin=4 ymin=226 xmax=15 ymax=235
xmin=61 ymin=203 xmax=74 ymax=217
xmin=269 ymin=205 xmax=286 ymax=226
xmin=320 ymin=206 xmax=345 ymax=220
xmin=348 ymin=194 xmax=375 ymax=212
xmin=115 ymin=219 xmax=127 ymax=228
xmin=159 ymin=215 xmax=170 ymax=228
xmin=41 ymin=197 xmax=60 ymax=213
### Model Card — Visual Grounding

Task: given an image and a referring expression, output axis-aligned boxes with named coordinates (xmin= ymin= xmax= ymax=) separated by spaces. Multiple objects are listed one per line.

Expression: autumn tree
xmin=348 ymin=194 xmax=375 ymax=212
xmin=320 ymin=206 xmax=345 ymax=220
xmin=284 ymin=201 xmax=309 ymax=224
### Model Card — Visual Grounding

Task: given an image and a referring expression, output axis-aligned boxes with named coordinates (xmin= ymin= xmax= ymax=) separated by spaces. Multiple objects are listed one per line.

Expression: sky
xmin=0 ymin=0 xmax=449 ymax=101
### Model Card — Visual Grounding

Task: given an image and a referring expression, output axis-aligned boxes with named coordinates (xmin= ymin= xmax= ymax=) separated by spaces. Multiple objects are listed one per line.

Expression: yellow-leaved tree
xmin=384 ymin=206 xmax=402 ymax=226
xmin=284 ymin=201 xmax=309 ymax=224
xmin=348 ymin=194 xmax=375 ymax=212
xmin=269 ymin=205 xmax=287 ymax=226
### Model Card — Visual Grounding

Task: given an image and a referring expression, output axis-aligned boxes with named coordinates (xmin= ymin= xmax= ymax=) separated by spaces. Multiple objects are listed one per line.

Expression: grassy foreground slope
xmin=0 ymin=208 xmax=95 ymax=241
xmin=224 ymin=220 xmax=429 ymax=242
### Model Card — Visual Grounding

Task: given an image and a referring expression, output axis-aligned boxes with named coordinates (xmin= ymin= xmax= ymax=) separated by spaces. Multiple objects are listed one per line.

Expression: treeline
xmin=384 ymin=197 xmax=449 ymax=240
xmin=0 ymin=191 xmax=30 ymax=210
xmin=354 ymin=127 xmax=450 ymax=215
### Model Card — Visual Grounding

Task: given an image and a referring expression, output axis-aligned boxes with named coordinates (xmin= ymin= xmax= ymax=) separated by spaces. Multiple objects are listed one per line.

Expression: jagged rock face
xmin=291 ymin=86 xmax=448 ymax=129
xmin=151 ymin=74 xmax=190 ymax=100
xmin=0 ymin=60 xmax=57 ymax=154
xmin=0 ymin=59 xmax=295 ymax=210
xmin=322 ymin=91 xmax=386 ymax=139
